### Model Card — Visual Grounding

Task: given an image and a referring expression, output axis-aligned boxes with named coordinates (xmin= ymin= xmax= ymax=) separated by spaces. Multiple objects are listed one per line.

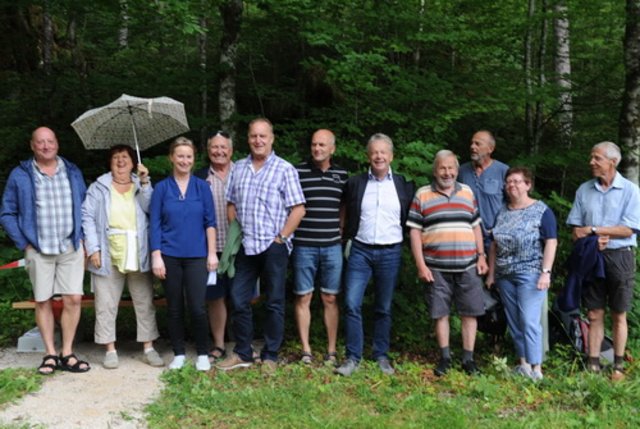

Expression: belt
xmin=602 ymin=246 xmax=634 ymax=253
xmin=354 ymin=239 xmax=401 ymax=249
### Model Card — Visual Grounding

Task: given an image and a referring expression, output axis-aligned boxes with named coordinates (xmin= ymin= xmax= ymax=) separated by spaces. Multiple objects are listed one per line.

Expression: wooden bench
xmin=12 ymin=297 xmax=167 ymax=311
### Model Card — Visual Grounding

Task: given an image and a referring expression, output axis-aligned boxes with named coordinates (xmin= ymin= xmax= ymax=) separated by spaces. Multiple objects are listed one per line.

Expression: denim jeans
xmin=497 ymin=272 xmax=546 ymax=365
xmin=343 ymin=240 xmax=402 ymax=362
xmin=292 ymin=244 xmax=343 ymax=295
xmin=230 ymin=242 xmax=289 ymax=362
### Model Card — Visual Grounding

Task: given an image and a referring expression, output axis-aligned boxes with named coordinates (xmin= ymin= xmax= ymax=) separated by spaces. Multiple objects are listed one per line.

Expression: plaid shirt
xmin=227 ymin=152 xmax=305 ymax=255
xmin=206 ymin=162 xmax=234 ymax=253
xmin=33 ymin=158 xmax=74 ymax=255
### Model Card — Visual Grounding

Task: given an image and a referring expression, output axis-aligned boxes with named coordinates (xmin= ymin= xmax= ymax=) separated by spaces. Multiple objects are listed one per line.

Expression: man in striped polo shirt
xmin=408 ymin=149 xmax=487 ymax=376
xmin=292 ymin=129 xmax=348 ymax=365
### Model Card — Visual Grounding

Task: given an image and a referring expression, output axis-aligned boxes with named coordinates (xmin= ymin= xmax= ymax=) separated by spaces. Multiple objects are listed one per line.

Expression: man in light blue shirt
xmin=458 ymin=130 xmax=509 ymax=251
xmin=567 ymin=141 xmax=640 ymax=380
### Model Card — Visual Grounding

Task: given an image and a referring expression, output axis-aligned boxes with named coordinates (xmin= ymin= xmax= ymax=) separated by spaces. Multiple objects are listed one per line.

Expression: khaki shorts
xmin=25 ymin=246 xmax=85 ymax=302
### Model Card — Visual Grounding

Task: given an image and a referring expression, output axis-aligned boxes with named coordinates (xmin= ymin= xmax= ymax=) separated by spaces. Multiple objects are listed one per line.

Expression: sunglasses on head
xmin=208 ymin=130 xmax=230 ymax=139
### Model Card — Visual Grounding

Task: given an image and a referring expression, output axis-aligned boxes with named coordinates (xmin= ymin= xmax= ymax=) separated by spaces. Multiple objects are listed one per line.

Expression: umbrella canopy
xmin=71 ymin=94 xmax=190 ymax=162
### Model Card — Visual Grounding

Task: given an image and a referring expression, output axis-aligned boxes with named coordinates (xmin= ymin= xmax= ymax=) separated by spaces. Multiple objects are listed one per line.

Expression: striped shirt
xmin=206 ymin=162 xmax=234 ymax=252
xmin=33 ymin=158 xmax=74 ymax=255
xmin=407 ymin=182 xmax=481 ymax=272
xmin=293 ymin=160 xmax=348 ymax=247
xmin=227 ymin=152 xmax=305 ymax=255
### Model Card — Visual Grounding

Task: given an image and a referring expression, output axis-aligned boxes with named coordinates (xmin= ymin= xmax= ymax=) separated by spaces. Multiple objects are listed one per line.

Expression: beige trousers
xmin=93 ymin=268 xmax=159 ymax=344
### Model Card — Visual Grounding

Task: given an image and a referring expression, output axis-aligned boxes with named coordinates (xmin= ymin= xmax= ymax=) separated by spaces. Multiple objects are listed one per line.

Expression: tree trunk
xmin=218 ymin=0 xmax=243 ymax=140
xmin=119 ymin=0 xmax=129 ymax=49
xmin=533 ymin=0 xmax=548 ymax=153
xmin=198 ymin=13 xmax=208 ymax=147
xmin=42 ymin=0 xmax=53 ymax=75
xmin=414 ymin=0 xmax=426 ymax=66
xmin=554 ymin=0 xmax=573 ymax=195
xmin=525 ymin=0 xmax=536 ymax=152
xmin=620 ymin=0 xmax=640 ymax=184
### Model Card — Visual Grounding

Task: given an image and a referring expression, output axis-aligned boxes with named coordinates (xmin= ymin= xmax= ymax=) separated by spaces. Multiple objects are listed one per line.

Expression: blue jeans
xmin=497 ymin=272 xmax=546 ymax=365
xmin=343 ymin=241 xmax=402 ymax=362
xmin=292 ymin=244 xmax=343 ymax=295
xmin=230 ymin=242 xmax=289 ymax=362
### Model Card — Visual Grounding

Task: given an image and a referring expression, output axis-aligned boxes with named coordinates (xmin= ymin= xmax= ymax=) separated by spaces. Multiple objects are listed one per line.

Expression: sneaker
xmin=462 ymin=360 xmax=479 ymax=375
xmin=168 ymin=355 xmax=186 ymax=370
xmin=196 ymin=355 xmax=211 ymax=371
xmin=261 ymin=359 xmax=278 ymax=375
xmin=335 ymin=358 xmax=359 ymax=377
xmin=103 ymin=351 xmax=119 ymax=370
xmin=376 ymin=357 xmax=395 ymax=375
xmin=300 ymin=352 xmax=313 ymax=365
xmin=530 ymin=369 xmax=544 ymax=381
xmin=513 ymin=364 xmax=532 ymax=378
xmin=217 ymin=352 xmax=253 ymax=371
xmin=143 ymin=349 xmax=164 ymax=367
xmin=434 ymin=357 xmax=451 ymax=377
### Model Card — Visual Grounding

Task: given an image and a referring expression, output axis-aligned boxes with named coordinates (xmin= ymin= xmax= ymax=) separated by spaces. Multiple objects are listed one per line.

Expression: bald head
xmin=310 ymin=129 xmax=336 ymax=170
xmin=31 ymin=127 xmax=59 ymax=164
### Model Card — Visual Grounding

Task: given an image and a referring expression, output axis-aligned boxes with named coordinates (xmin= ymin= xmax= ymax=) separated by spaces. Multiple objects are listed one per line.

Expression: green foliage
xmin=0 ymin=368 xmax=42 ymax=408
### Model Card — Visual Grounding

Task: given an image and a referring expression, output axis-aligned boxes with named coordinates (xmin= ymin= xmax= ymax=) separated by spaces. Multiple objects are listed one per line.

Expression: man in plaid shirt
xmin=1 ymin=127 xmax=90 ymax=374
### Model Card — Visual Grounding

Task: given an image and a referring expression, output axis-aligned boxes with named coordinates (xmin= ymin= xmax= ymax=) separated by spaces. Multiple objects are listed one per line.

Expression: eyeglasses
xmin=505 ymin=179 xmax=525 ymax=185
xmin=208 ymin=130 xmax=230 ymax=139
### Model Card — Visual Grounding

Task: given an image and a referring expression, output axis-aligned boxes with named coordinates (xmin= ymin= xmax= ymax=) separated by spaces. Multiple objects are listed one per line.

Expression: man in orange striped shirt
xmin=408 ymin=149 xmax=487 ymax=376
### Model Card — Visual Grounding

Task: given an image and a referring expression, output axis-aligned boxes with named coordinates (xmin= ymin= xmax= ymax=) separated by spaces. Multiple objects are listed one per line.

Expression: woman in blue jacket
xmin=150 ymin=137 xmax=218 ymax=371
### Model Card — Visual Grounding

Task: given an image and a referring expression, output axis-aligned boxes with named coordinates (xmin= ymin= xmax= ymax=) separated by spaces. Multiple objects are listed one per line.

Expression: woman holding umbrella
xmin=150 ymin=137 xmax=218 ymax=371
xmin=82 ymin=144 xmax=164 ymax=369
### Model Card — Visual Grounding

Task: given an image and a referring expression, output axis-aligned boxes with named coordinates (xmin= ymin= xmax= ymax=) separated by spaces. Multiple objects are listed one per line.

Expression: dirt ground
xmin=0 ymin=338 xmax=178 ymax=428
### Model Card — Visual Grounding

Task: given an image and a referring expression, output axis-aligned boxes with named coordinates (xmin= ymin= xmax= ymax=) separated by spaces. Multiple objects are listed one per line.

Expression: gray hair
xmin=207 ymin=131 xmax=233 ymax=149
xmin=366 ymin=133 xmax=394 ymax=153
xmin=593 ymin=141 xmax=621 ymax=167
xmin=432 ymin=149 xmax=459 ymax=175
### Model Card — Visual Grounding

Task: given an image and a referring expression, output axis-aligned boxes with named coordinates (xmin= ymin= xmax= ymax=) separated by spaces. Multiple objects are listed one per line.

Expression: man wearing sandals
xmin=292 ymin=129 xmax=348 ymax=365
xmin=567 ymin=141 xmax=640 ymax=381
xmin=1 ymin=127 xmax=90 ymax=374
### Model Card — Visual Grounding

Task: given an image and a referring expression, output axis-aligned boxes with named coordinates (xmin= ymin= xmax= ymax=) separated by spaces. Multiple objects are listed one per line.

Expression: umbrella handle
xmin=129 ymin=106 xmax=142 ymax=164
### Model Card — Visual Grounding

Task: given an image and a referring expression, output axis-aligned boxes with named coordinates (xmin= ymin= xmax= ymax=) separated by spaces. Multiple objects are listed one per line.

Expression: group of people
xmin=1 ymin=122 xmax=638 ymax=382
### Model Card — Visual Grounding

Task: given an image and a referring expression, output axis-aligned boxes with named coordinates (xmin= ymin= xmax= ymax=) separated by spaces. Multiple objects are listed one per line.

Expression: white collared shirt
xmin=355 ymin=168 xmax=402 ymax=245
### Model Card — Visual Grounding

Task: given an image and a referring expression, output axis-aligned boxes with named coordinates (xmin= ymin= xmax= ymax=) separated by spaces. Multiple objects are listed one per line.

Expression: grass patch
xmin=146 ymin=352 xmax=640 ymax=428
xmin=0 ymin=368 xmax=42 ymax=409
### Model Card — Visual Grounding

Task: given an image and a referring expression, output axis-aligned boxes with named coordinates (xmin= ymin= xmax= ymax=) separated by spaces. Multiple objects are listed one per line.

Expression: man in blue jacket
xmin=1 ymin=127 xmax=90 ymax=374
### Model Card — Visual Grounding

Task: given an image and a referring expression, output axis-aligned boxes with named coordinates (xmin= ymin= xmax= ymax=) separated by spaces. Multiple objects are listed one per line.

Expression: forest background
xmin=1 ymin=0 xmax=640 ymax=353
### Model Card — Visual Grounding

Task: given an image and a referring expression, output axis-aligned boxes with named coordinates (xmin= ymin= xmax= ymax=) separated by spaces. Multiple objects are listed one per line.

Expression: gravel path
xmin=0 ymin=339 xmax=177 ymax=428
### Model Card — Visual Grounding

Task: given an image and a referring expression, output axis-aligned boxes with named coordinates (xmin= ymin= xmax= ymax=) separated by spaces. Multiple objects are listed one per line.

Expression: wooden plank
xmin=12 ymin=297 xmax=167 ymax=310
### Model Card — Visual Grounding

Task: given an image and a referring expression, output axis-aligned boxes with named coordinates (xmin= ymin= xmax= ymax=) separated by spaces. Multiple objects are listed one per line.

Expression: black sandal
xmin=37 ymin=354 xmax=59 ymax=375
xmin=208 ymin=346 xmax=227 ymax=362
xmin=59 ymin=353 xmax=91 ymax=373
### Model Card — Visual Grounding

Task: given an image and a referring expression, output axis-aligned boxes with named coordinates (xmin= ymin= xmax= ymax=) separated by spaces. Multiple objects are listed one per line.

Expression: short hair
xmin=593 ymin=141 xmax=621 ymax=167
xmin=474 ymin=129 xmax=496 ymax=149
xmin=169 ymin=136 xmax=196 ymax=156
xmin=432 ymin=149 xmax=459 ymax=175
xmin=366 ymin=133 xmax=394 ymax=153
xmin=107 ymin=144 xmax=136 ymax=170
xmin=248 ymin=117 xmax=274 ymax=134
xmin=312 ymin=129 xmax=336 ymax=146
xmin=506 ymin=166 xmax=535 ymax=190
xmin=207 ymin=130 xmax=233 ymax=149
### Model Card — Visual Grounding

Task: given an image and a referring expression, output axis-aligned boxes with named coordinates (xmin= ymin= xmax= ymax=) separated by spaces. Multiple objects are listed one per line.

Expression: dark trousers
xmin=162 ymin=255 xmax=210 ymax=355
xmin=230 ymin=242 xmax=289 ymax=362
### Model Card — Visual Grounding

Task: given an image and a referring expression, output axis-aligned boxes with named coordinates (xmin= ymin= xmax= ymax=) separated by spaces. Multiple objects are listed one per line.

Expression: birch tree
xmin=620 ymin=0 xmax=640 ymax=184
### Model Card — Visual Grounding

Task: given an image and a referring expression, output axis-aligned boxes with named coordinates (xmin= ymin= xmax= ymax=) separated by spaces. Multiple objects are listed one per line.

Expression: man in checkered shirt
xmin=1 ymin=127 xmax=89 ymax=374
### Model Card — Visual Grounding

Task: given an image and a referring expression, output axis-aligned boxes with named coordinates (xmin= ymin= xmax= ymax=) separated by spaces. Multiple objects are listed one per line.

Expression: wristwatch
xmin=277 ymin=233 xmax=290 ymax=243
xmin=591 ymin=226 xmax=598 ymax=235
xmin=542 ymin=268 xmax=552 ymax=274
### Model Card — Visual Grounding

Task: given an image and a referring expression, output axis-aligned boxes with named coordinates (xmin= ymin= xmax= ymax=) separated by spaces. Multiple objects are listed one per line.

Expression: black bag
xmin=477 ymin=287 xmax=507 ymax=336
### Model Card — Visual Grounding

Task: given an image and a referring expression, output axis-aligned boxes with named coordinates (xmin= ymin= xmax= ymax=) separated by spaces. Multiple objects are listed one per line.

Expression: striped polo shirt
xmin=293 ymin=160 xmax=348 ymax=247
xmin=406 ymin=182 xmax=481 ymax=272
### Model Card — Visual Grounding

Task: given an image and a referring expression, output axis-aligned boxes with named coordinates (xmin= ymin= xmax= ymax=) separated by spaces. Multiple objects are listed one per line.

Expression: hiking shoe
xmin=261 ymin=359 xmax=277 ymax=376
xmin=103 ymin=351 xmax=119 ymax=369
xmin=300 ymin=352 xmax=313 ymax=365
xmin=513 ymin=364 xmax=532 ymax=378
xmin=217 ymin=352 xmax=253 ymax=371
xmin=434 ymin=357 xmax=451 ymax=377
xmin=196 ymin=355 xmax=211 ymax=371
xmin=462 ymin=360 xmax=479 ymax=375
xmin=143 ymin=349 xmax=164 ymax=367
xmin=168 ymin=355 xmax=185 ymax=370
xmin=335 ymin=359 xmax=359 ymax=377
xmin=530 ymin=369 xmax=544 ymax=381
xmin=377 ymin=357 xmax=395 ymax=375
